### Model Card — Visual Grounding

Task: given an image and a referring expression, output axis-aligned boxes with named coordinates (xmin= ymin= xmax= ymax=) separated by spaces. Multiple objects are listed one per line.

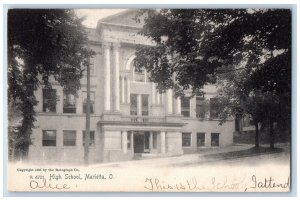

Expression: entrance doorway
xmin=133 ymin=131 xmax=151 ymax=153
xmin=134 ymin=133 xmax=144 ymax=153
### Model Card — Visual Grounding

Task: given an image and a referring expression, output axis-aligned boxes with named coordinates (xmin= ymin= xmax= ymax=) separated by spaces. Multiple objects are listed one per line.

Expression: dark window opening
xmin=181 ymin=97 xmax=190 ymax=117
xmin=196 ymin=97 xmax=206 ymax=118
xmin=210 ymin=98 xmax=220 ymax=119
xmin=211 ymin=133 xmax=220 ymax=147
xmin=142 ymin=94 xmax=149 ymax=116
xmin=63 ymin=93 xmax=76 ymax=113
xmin=182 ymin=133 xmax=191 ymax=147
xmin=42 ymin=130 xmax=56 ymax=146
xmin=43 ymin=89 xmax=56 ymax=112
xmin=130 ymin=94 xmax=137 ymax=115
xmin=197 ymin=132 xmax=205 ymax=147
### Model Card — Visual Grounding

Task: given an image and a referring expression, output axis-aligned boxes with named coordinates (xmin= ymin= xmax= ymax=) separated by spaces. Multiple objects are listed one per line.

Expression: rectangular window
xmin=196 ymin=97 xmax=206 ymax=118
xmin=130 ymin=94 xmax=138 ymax=115
xmin=182 ymin=133 xmax=191 ymax=147
xmin=197 ymin=132 xmax=205 ymax=147
xmin=181 ymin=97 xmax=190 ymax=117
xmin=83 ymin=91 xmax=95 ymax=114
xmin=43 ymin=89 xmax=56 ymax=112
xmin=63 ymin=130 xmax=76 ymax=146
xmin=210 ymin=98 xmax=220 ymax=119
xmin=42 ymin=130 xmax=56 ymax=146
xmin=211 ymin=133 xmax=220 ymax=147
xmin=63 ymin=93 xmax=76 ymax=113
xmin=142 ymin=94 xmax=149 ymax=116
xmin=82 ymin=131 xmax=95 ymax=146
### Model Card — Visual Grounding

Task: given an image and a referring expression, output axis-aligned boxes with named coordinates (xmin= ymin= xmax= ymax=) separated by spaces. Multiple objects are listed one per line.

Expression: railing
xmin=121 ymin=115 xmax=166 ymax=123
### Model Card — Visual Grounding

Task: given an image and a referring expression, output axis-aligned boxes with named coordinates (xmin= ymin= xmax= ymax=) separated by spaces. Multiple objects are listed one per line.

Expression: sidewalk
xmin=91 ymin=143 xmax=288 ymax=168
xmin=92 ymin=144 xmax=268 ymax=168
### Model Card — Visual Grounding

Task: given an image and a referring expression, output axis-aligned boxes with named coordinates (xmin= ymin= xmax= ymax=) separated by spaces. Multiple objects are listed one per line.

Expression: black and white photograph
xmin=6 ymin=7 xmax=292 ymax=193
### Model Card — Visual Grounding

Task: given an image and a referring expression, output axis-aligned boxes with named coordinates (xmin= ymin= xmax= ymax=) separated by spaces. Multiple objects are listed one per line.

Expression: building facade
xmin=28 ymin=10 xmax=234 ymax=164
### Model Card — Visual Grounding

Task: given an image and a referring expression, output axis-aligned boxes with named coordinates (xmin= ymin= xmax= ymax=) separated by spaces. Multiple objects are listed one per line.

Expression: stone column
xmin=121 ymin=131 xmax=127 ymax=154
xmin=160 ymin=131 xmax=166 ymax=154
xmin=175 ymin=97 xmax=181 ymax=115
xmin=144 ymin=71 xmax=147 ymax=82
xmin=113 ymin=43 xmax=120 ymax=112
xmin=126 ymin=77 xmax=131 ymax=103
xmin=137 ymin=94 xmax=142 ymax=116
xmin=166 ymin=89 xmax=173 ymax=114
xmin=157 ymin=92 xmax=162 ymax=105
xmin=103 ymin=43 xmax=111 ymax=111
xmin=130 ymin=131 xmax=134 ymax=153
xmin=121 ymin=76 xmax=125 ymax=104
xmin=151 ymin=83 xmax=156 ymax=105
xmin=149 ymin=132 xmax=153 ymax=153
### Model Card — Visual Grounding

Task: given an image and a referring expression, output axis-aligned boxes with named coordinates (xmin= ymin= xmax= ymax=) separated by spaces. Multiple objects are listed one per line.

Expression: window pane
xmin=82 ymin=131 xmax=95 ymax=146
xmin=181 ymin=97 xmax=190 ymax=117
xmin=211 ymin=133 xmax=220 ymax=147
xmin=42 ymin=130 xmax=56 ymax=146
xmin=182 ymin=133 xmax=191 ymax=147
xmin=83 ymin=91 xmax=95 ymax=114
xmin=210 ymin=98 xmax=220 ymax=119
xmin=43 ymin=89 xmax=56 ymax=112
xmin=63 ymin=131 xmax=76 ymax=146
xmin=63 ymin=93 xmax=76 ymax=113
xmin=197 ymin=133 xmax=205 ymax=147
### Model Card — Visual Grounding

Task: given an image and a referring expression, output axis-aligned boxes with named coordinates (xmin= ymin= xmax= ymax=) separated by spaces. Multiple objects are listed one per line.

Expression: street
xmin=91 ymin=143 xmax=290 ymax=168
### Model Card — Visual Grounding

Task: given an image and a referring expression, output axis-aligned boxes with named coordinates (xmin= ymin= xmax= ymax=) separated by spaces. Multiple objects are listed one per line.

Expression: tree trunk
xmin=270 ymin=119 xmax=275 ymax=149
xmin=255 ymin=122 xmax=259 ymax=148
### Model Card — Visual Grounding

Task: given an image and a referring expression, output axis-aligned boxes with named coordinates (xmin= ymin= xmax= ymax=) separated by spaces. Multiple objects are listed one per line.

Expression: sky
xmin=75 ymin=9 xmax=127 ymax=28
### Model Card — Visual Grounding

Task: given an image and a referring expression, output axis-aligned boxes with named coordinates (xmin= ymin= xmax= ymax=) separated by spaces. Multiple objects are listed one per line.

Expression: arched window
xmin=126 ymin=55 xmax=148 ymax=82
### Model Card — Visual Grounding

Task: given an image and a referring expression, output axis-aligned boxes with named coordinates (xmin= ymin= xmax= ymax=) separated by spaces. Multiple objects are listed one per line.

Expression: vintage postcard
xmin=7 ymin=8 xmax=292 ymax=192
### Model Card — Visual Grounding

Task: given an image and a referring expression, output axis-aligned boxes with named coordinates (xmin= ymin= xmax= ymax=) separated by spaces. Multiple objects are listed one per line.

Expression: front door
xmin=134 ymin=133 xmax=144 ymax=153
